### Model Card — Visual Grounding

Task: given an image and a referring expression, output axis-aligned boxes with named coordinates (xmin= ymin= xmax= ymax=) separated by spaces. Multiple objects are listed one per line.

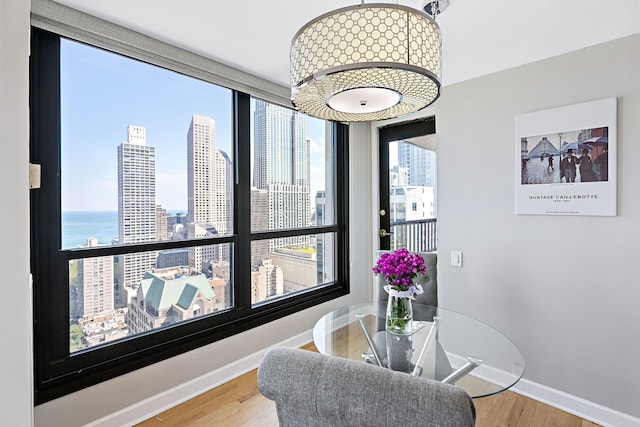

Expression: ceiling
xmin=53 ymin=0 xmax=640 ymax=90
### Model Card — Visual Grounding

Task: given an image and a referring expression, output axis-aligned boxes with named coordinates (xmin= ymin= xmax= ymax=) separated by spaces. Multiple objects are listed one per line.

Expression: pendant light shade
xmin=290 ymin=3 xmax=442 ymax=122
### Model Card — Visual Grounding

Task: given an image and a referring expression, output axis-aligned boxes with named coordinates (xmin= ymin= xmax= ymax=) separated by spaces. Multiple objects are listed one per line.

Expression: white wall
xmin=0 ymin=0 xmax=34 ymax=425
xmin=435 ymin=34 xmax=640 ymax=419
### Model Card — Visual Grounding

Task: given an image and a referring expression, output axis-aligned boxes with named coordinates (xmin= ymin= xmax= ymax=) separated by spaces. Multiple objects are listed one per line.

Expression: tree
xmin=69 ymin=325 xmax=85 ymax=352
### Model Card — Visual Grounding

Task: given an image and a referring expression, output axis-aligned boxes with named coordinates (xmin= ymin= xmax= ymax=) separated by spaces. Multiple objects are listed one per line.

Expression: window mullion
xmin=335 ymin=121 xmax=350 ymax=291
xmin=233 ymin=92 xmax=252 ymax=310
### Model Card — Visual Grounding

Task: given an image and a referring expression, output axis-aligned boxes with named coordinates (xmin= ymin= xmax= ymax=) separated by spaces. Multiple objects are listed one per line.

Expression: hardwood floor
xmin=136 ymin=343 xmax=601 ymax=427
xmin=472 ymin=391 xmax=600 ymax=427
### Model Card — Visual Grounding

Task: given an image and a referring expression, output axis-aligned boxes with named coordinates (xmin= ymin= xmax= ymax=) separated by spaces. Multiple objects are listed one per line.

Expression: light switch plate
xmin=451 ymin=250 xmax=462 ymax=267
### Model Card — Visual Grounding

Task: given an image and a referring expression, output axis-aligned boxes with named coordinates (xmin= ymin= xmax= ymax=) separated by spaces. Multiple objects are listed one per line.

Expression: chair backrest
xmin=373 ymin=251 xmax=438 ymax=306
xmin=258 ymin=347 xmax=475 ymax=427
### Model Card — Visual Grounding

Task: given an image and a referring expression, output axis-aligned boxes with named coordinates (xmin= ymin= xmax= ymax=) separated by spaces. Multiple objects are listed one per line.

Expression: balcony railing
xmin=389 ymin=218 xmax=437 ymax=253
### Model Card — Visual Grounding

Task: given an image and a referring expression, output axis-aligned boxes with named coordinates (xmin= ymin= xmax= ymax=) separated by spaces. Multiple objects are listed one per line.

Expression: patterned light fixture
xmin=290 ymin=1 xmax=445 ymax=122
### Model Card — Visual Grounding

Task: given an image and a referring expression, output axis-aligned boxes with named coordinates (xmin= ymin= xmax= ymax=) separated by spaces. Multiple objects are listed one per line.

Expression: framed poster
xmin=515 ymin=97 xmax=617 ymax=216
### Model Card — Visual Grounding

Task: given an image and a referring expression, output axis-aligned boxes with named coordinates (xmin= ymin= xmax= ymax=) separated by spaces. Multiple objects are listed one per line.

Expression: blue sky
xmin=61 ymin=38 xmax=326 ymax=212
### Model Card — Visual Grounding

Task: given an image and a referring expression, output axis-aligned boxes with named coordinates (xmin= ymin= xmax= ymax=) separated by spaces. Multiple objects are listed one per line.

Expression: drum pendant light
xmin=290 ymin=1 xmax=445 ymax=122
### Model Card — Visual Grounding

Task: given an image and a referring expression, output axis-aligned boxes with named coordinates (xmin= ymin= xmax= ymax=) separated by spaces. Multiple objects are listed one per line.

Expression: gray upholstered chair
xmin=258 ymin=347 xmax=476 ymax=427
xmin=373 ymin=251 xmax=438 ymax=306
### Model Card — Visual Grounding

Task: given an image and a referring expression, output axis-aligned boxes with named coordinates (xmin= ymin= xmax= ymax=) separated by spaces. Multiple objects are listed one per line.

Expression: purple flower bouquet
xmin=373 ymin=248 xmax=426 ymax=334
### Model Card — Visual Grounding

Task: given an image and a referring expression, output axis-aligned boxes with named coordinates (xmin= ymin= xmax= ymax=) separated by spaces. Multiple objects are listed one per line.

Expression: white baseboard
xmin=444 ymin=352 xmax=639 ymax=427
xmin=85 ymin=329 xmax=640 ymax=427
xmin=511 ymin=379 xmax=640 ymax=427
xmin=84 ymin=330 xmax=312 ymax=427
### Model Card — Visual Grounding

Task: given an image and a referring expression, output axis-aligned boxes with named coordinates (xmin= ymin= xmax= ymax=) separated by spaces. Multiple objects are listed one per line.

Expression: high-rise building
xmin=77 ymin=237 xmax=114 ymax=317
xmin=314 ymin=191 xmax=328 ymax=283
xmin=253 ymin=101 xmax=310 ymax=250
xmin=187 ymin=222 xmax=220 ymax=273
xmin=117 ymin=126 xmax=157 ymax=302
xmin=398 ymin=141 xmax=437 ymax=187
xmin=250 ymin=188 xmax=270 ymax=264
xmin=156 ymin=204 xmax=168 ymax=241
xmin=251 ymin=259 xmax=283 ymax=304
xmin=187 ymin=115 xmax=232 ymax=271
xmin=253 ymin=101 xmax=308 ymax=190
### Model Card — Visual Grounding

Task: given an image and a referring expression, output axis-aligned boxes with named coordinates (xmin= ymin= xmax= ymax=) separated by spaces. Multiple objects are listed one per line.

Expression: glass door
xmin=378 ymin=119 xmax=438 ymax=251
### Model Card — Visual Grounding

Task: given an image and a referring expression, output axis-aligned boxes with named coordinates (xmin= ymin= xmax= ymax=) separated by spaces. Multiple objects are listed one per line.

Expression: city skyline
xmin=60 ymin=38 xmax=326 ymax=213
xmin=70 ymin=98 xmax=322 ymax=348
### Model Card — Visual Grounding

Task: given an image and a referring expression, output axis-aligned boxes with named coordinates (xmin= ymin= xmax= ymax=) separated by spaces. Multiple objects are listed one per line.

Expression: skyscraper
xmin=250 ymin=188 xmax=269 ymax=264
xmin=253 ymin=100 xmax=310 ymax=249
xmin=117 ymin=126 xmax=157 ymax=300
xmin=314 ymin=191 xmax=327 ymax=283
xmin=77 ymin=238 xmax=114 ymax=317
xmin=253 ymin=101 xmax=309 ymax=189
xmin=187 ymin=114 xmax=232 ymax=271
xmin=398 ymin=141 xmax=437 ymax=187
xmin=156 ymin=204 xmax=168 ymax=241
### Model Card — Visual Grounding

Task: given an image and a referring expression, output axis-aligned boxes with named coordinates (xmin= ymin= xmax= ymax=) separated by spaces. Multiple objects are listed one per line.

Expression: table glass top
xmin=312 ymin=302 xmax=525 ymax=398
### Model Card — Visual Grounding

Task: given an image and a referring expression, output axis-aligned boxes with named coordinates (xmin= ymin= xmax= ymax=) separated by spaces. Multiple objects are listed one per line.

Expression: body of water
xmin=62 ymin=210 xmax=185 ymax=249
xmin=62 ymin=211 xmax=118 ymax=249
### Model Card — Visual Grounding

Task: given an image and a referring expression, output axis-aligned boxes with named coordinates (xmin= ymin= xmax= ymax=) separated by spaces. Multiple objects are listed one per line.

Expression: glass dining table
xmin=312 ymin=302 xmax=525 ymax=399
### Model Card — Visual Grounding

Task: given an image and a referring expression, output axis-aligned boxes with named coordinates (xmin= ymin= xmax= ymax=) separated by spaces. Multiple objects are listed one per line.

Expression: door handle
xmin=379 ymin=229 xmax=393 ymax=237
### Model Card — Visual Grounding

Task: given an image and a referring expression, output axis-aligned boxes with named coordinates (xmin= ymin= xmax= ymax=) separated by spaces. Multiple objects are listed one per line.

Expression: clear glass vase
xmin=385 ymin=294 xmax=413 ymax=335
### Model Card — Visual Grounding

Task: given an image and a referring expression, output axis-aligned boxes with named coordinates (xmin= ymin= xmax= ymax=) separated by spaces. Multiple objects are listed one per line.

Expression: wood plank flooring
xmin=136 ymin=343 xmax=601 ymax=427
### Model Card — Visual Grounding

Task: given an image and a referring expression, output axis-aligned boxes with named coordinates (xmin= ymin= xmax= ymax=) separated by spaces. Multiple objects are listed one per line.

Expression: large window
xmin=30 ymin=28 xmax=349 ymax=403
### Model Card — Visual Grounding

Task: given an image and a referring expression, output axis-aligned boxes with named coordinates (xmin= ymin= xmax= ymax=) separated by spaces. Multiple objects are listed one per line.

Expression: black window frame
xmin=30 ymin=27 xmax=350 ymax=404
